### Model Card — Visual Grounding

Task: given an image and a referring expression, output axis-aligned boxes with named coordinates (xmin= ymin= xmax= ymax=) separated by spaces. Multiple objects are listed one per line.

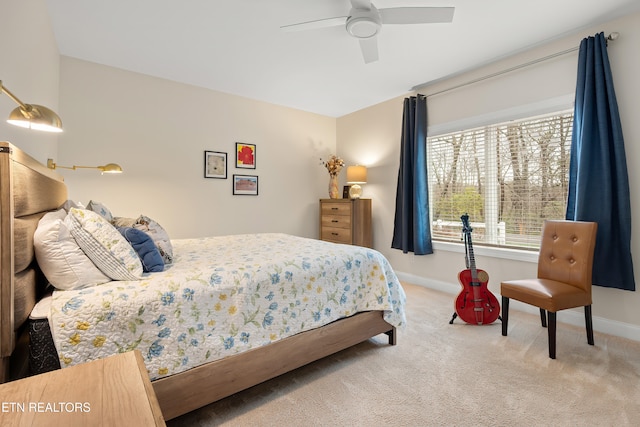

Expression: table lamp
xmin=346 ymin=165 xmax=367 ymax=199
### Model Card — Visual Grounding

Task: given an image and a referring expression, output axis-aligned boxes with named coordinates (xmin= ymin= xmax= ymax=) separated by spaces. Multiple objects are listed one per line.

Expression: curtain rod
xmin=413 ymin=32 xmax=619 ymax=98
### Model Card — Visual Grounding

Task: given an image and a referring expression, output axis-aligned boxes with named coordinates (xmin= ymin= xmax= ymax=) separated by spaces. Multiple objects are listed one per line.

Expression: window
xmin=428 ymin=109 xmax=573 ymax=250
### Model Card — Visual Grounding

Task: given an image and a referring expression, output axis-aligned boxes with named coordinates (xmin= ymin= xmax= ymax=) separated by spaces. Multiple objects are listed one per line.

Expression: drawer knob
xmin=332 ymin=220 xmax=338 ymax=223
xmin=331 ymin=207 xmax=338 ymax=210
xmin=331 ymin=232 xmax=339 ymax=236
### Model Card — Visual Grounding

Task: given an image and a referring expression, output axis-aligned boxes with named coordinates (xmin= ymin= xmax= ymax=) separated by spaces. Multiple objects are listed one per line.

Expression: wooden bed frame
xmin=0 ymin=141 xmax=397 ymax=420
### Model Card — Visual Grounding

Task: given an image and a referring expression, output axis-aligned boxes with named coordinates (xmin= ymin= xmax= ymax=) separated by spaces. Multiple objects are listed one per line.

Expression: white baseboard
xmin=396 ymin=271 xmax=640 ymax=343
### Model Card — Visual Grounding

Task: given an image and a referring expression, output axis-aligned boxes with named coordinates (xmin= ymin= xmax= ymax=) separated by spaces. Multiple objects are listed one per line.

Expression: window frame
xmin=426 ymin=95 xmax=575 ymax=261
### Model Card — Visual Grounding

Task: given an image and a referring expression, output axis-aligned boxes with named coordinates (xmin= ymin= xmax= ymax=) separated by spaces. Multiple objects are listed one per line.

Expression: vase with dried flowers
xmin=320 ymin=154 xmax=345 ymax=199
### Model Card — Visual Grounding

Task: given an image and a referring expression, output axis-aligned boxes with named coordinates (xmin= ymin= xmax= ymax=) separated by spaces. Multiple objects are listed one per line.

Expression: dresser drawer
xmin=321 ymin=202 xmax=351 ymax=216
xmin=321 ymin=214 xmax=351 ymax=229
xmin=321 ymin=226 xmax=352 ymax=244
xmin=319 ymin=199 xmax=371 ymax=248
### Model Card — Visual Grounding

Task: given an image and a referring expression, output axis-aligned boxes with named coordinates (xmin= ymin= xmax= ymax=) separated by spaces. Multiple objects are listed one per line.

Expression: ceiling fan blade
xmin=350 ymin=0 xmax=372 ymax=11
xmin=280 ymin=16 xmax=347 ymax=32
xmin=359 ymin=37 xmax=378 ymax=64
xmin=379 ymin=7 xmax=455 ymax=24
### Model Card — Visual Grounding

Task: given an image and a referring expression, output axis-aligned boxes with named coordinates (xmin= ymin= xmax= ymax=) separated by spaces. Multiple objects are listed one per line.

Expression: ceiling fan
xmin=281 ymin=0 xmax=455 ymax=64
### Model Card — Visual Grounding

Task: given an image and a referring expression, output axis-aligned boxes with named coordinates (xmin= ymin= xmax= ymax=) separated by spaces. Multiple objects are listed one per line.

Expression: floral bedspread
xmin=49 ymin=233 xmax=406 ymax=380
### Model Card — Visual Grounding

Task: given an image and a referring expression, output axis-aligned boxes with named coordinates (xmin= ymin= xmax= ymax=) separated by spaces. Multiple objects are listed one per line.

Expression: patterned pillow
xmin=60 ymin=199 xmax=85 ymax=213
xmin=133 ymin=215 xmax=173 ymax=265
xmin=34 ymin=209 xmax=110 ymax=290
xmin=117 ymin=227 xmax=164 ymax=273
xmin=111 ymin=217 xmax=136 ymax=228
xmin=66 ymin=208 xmax=143 ymax=281
xmin=86 ymin=200 xmax=114 ymax=222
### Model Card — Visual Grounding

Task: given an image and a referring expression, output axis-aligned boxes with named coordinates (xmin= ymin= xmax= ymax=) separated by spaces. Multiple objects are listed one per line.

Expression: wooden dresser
xmin=319 ymin=199 xmax=372 ymax=248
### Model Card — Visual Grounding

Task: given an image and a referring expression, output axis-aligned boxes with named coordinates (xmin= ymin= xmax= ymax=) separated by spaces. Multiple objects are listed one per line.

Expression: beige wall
xmin=337 ymin=12 xmax=640 ymax=339
xmin=0 ymin=0 xmax=60 ymax=161
xmin=57 ymin=58 xmax=336 ymax=239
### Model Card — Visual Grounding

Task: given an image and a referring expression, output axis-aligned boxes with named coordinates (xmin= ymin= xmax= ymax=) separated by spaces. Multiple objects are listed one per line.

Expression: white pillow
xmin=66 ymin=208 xmax=143 ymax=281
xmin=34 ymin=209 xmax=110 ymax=290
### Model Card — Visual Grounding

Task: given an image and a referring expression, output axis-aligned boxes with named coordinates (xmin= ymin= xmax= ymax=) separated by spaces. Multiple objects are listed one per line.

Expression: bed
xmin=0 ymin=141 xmax=406 ymax=420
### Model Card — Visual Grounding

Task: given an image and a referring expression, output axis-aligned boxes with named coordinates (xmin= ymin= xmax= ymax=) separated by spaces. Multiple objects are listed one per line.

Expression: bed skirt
xmin=28 ymin=318 xmax=60 ymax=375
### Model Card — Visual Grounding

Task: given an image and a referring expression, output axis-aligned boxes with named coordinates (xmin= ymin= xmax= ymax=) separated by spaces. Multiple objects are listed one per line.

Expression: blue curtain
xmin=392 ymin=94 xmax=433 ymax=255
xmin=566 ymin=32 xmax=635 ymax=291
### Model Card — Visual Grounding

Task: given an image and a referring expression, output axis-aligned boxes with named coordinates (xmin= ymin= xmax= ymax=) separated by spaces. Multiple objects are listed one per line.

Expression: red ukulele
xmin=449 ymin=214 xmax=501 ymax=325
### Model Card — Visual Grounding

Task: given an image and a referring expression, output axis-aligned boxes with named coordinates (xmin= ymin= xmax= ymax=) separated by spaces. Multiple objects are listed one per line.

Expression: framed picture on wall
xmin=236 ymin=142 xmax=256 ymax=169
xmin=204 ymin=151 xmax=227 ymax=179
xmin=233 ymin=174 xmax=258 ymax=195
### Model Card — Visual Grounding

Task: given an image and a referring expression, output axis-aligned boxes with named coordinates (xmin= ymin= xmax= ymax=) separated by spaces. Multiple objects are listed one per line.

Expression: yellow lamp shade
xmin=346 ymin=165 xmax=367 ymax=184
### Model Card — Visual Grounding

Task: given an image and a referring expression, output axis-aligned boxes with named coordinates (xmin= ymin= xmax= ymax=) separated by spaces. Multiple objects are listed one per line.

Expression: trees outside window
xmin=429 ymin=110 xmax=573 ymax=249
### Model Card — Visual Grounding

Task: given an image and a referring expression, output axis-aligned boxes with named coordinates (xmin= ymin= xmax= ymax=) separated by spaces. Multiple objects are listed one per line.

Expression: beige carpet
xmin=167 ymin=283 xmax=640 ymax=426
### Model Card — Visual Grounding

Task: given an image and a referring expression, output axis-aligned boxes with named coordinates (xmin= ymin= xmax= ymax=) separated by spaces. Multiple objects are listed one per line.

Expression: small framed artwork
xmin=236 ymin=142 xmax=256 ymax=169
xmin=204 ymin=151 xmax=227 ymax=179
xmin=233 ymin=174 xmax=258 ymax=195
xmin=343 ymin=185 xmax=350 ymax=199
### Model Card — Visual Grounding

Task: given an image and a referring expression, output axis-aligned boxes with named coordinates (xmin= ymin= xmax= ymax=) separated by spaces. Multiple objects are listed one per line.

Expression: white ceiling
xmin=45 ymin=0 xmax=640 ymax=118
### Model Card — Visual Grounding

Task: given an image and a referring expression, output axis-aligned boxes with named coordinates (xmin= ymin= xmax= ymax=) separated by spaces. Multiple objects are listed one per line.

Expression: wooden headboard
xmin=0 ymin=141 xmax=67 ymax=382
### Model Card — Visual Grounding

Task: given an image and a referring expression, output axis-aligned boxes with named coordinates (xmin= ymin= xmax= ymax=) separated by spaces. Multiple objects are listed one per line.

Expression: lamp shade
xmin=346 ymin=165 xmax=367 ymax=184
xmin=99 ymin=163 xmax=123 ymax=174
xmin=7 ymin=104 xmax=63 ymax=133
xmin=1 ymin=81 xmax=63 ymax=132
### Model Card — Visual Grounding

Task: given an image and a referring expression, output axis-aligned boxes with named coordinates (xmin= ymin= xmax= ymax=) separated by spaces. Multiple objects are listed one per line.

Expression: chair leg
xmin=585 ymin=305 xmax=594 ymax=345
xmin=547 ymin=311 xmax=556 ymax=359
xmin=501 ymin=296 xmax=509 ymax=336
xmin=539 ymin=308 xmax=547 ymax=327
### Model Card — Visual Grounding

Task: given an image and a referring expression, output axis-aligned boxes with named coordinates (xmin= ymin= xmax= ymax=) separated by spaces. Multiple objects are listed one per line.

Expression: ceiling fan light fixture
xmin=346 ymin=17 xmax=380 ymax=38
xmin=346 ymin=6 xmax=381 ymax=39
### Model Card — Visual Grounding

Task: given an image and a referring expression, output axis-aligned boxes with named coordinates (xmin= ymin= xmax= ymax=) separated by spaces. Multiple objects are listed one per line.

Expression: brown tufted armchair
xmin=500 ymin=220 xmax=598 ymax=359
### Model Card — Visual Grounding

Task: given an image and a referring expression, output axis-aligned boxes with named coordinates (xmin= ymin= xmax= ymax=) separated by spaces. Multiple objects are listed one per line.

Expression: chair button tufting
xmin=550 ymin=255 xmax=555 ymax=261
xmin=572 ymin=236 xmax=578 ymax=242
xmin=553 ymin=234 xmax=558 ymax=240
xmin=569 ymin=258 xmax=575 ymax=264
